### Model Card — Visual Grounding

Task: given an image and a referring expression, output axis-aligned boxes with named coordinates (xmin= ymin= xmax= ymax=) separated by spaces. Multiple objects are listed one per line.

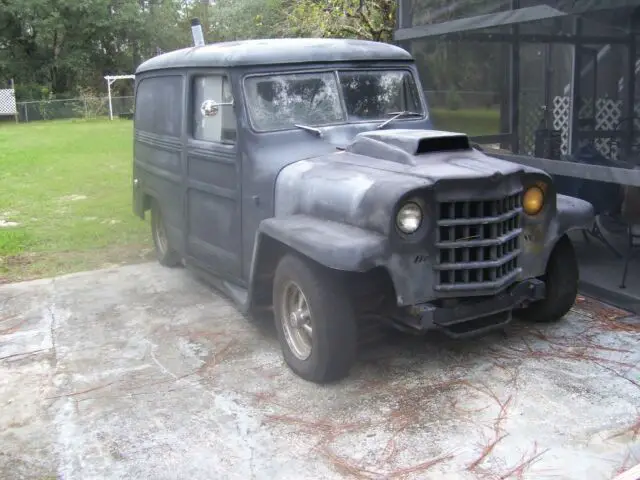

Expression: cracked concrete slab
xmin=1 ymin=263 xmax=639 ymax=480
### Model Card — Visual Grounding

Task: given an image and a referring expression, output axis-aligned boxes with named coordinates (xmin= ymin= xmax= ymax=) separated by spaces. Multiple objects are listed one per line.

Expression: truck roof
xmin=135 ymin=38 xmax=413 ymax=73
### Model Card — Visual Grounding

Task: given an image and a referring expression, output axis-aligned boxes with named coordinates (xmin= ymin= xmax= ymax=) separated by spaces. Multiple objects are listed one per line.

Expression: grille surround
xmin=434 ymin=190 xmax=523 ymax=292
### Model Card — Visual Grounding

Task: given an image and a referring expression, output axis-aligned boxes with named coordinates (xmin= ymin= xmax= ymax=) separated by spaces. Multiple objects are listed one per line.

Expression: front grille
xmin=435 ymin=191 xmax=523 ymax=292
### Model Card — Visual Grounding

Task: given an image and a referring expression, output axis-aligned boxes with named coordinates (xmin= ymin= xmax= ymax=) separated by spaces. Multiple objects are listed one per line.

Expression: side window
xmin=192 ymin=75 xmax=236 ymax=145
xmin=134 ymin=75 xmax=183 ymax=137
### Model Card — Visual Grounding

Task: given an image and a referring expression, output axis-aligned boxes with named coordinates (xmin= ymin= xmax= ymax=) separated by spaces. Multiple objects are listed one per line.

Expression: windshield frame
xmin=241 ymin=66 xmax=428 ymax=134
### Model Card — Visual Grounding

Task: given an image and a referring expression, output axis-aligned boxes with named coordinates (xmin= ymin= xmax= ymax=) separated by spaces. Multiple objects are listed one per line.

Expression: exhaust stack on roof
xmin=191 ymin=18 xmax=205 ymax=47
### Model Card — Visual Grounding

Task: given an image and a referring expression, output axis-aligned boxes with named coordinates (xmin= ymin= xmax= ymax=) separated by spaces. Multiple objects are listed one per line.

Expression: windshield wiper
xmin=376 ymin=111 xmax=423 ymax=130
xmin=294 ymin=124 xmax=323 ymax=138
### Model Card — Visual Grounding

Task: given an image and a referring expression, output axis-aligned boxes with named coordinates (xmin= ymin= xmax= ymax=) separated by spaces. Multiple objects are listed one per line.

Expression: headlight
xmin=396 ymin=201 xmax=423 ymax=234
xmin=523 ymin=186 xmax=545 ymax=215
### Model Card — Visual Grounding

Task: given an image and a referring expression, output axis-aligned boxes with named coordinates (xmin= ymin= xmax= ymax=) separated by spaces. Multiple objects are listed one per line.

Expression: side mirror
xmin=200 ymin=99 xmax=234 ymax=118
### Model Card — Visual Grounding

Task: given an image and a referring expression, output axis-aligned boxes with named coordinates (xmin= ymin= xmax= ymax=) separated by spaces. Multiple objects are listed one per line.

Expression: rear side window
xmin=134 ymin=75 xmax=183 ymax=137
xmin=192 ymin=75 xmax=236 ymax=145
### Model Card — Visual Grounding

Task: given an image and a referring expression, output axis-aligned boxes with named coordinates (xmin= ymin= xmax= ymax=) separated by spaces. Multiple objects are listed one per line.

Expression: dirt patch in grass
xmin=0 ymin=243 xmax=155 ymax=284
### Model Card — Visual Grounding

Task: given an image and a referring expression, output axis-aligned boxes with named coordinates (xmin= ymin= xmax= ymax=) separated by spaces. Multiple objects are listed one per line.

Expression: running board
xmin=183 ymin=259 xmax=250 ymax=313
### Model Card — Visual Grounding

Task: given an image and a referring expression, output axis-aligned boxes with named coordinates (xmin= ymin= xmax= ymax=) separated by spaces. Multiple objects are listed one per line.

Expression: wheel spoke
xmin=292 ymin=290 xmax=300 ymax=313
xmin=280 ymin=281 xmax=313 ymax=361
xmin=155 ymin=212 xmax=168 ymax=254
xmin=296 ymin=291 xmax=304 ymax=310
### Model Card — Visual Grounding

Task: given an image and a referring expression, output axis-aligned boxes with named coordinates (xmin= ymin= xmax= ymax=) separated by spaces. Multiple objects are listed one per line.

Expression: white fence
xmin=0 ymin=88 xmax=17 ymax=116
xmin=15 ymin=96 xmax=134 ymax=122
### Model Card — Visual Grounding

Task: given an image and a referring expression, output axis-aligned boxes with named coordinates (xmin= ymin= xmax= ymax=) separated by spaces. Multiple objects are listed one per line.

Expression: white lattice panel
xmin=552 ymin=96 xmax=571 ymax=154
xmin=552 ymin=95 xmax=628 ymax=159
xmin=0 ymin=88 xmax=17 ymax=115
xmin=520 ymin=92 xmax=544 ymax=156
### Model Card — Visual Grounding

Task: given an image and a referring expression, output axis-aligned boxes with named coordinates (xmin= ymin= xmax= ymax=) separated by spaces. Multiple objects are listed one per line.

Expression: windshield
xmin=243 ymin=70 xmax=425 ymax=132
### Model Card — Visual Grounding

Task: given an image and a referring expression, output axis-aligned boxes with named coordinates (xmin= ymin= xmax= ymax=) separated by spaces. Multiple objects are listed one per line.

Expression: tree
xmin=403 ymin=0 xmax=505 ymax=99
xmin=0 ymin=0 xmax=188 ymax=97
xmin=0 ymin=0 xmax=498 ymax=101
xmin=194 ymin=0 xmax=289 ymax=42
xmin=286 ymin=0 xmax=396 ymax=42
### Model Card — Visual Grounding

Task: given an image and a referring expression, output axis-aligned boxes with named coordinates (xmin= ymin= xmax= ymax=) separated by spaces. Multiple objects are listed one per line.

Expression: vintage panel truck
xmin=132 ymin=38 xmax=594 ymax=383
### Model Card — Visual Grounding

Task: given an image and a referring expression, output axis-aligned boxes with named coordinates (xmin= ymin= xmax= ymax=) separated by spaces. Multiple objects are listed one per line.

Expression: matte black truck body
xmin=133 ymin=38 xmax=594 ymax=382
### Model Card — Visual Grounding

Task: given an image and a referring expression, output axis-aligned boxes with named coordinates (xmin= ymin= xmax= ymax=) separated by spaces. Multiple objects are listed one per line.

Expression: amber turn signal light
xmin=522 ymin=186 xmax=545 ymax=216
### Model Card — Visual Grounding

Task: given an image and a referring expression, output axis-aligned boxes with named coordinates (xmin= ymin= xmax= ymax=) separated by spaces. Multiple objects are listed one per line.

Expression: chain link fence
xmin=15 ymin=96 xmax=134 ymax=122
xmin=424 ymin=90 xmax=501 ymax=110
xmin=12 ymin=91 xmax=503 ymax=124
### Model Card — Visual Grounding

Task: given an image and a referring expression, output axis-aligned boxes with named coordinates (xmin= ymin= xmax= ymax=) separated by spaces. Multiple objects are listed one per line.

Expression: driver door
xmin=184 ymin=72 xmax=242 ymax=281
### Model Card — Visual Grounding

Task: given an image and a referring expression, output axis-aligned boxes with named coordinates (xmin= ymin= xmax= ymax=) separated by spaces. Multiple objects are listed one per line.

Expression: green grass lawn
xmin=431 ymin=108 xmax=500 ymax=137
xmin=0 ymin=119 xmax=151 ymax=283
xmin=0 ymin=110 xmax=501 ymax=283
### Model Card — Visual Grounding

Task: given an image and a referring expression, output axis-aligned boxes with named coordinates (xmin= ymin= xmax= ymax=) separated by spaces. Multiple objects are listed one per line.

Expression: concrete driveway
xmin=1 ymin=263 xmax=639 ymax=480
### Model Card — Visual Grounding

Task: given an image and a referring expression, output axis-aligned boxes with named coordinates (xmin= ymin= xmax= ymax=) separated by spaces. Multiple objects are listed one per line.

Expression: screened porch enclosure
xmin=395 ymin=0 xmax=640 ymax=312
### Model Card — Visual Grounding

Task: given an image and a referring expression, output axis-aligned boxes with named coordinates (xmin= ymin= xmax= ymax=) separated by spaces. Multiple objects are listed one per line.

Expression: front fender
xmin=555 ymin=194 xmax=595 ymax=235
xmin=256 ymin=214 xmax=388 ymax=271
xmin=542 ymin=194 xmax=594 ymax=268
xmin=522 ymin=194 xmax=594 ymax=278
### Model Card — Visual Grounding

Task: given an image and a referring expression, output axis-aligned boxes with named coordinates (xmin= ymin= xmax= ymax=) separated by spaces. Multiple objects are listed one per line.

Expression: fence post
xmin=84 ymin=97 xmax=88 ymax=118
xmin=23 ymin=103 xmax=28 ymax=123
xmin=10 ymin=79 xmax=18 ymax=123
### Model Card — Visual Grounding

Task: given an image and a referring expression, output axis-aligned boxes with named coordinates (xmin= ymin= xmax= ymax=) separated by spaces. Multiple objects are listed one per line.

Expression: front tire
xmin=516 ymin=234 xmax=578 ymax=323
xmin=273 ymin=254 xmax=357 ymax=383
xmin=150 ymin=200 xmax=181 ymax=268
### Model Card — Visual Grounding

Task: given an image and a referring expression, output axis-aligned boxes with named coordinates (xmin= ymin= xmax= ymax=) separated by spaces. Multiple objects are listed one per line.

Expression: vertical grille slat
xmin=435 ymin=190 xmax=523 ymax=292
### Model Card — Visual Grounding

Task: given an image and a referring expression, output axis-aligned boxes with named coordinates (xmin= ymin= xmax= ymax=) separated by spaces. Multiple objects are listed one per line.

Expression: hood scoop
xmin=345 ymin=129 xmax=471 ymax=166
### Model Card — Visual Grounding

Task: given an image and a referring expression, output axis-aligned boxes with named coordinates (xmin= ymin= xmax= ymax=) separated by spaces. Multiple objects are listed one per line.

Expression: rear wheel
xmin=516 ymin=234 xmax=578 ymax=322
xmin=273 ymin=254 xmax=357 ymax=383
xmin=150 ymin=200 xmax=181 ymax=268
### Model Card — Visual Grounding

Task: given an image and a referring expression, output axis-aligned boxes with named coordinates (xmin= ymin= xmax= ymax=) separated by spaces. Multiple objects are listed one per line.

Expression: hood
xmin=335 ymin=128 xmax=530 ymax=181
xmin=274 ymin=129 xmax=544 ymax=235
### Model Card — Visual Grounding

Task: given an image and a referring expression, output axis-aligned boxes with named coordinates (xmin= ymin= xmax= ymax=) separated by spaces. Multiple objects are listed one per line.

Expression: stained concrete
xmin=1 ymin=263 xmax=639 ymax=480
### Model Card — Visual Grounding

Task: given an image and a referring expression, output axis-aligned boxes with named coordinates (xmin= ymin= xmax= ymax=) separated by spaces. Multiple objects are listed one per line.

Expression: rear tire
xmin=516 ymin=234 xmax=578 ymax=323
xmin=273 ymin=254 xmax=357 ymax=383
xmin=150 ymin=200 xmax=181 ymax=268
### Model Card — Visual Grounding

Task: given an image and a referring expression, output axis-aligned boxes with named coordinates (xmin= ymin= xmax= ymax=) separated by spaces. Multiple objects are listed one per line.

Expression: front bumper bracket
xmin=391 ymin=278 xmax=546 ymax=338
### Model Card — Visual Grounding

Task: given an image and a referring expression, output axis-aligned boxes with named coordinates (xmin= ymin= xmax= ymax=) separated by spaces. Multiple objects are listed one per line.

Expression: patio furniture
xmin=620 ymin=183 xmax=640 ymax=289
xmin=553 ymin=143 xmax=625 ymax=258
